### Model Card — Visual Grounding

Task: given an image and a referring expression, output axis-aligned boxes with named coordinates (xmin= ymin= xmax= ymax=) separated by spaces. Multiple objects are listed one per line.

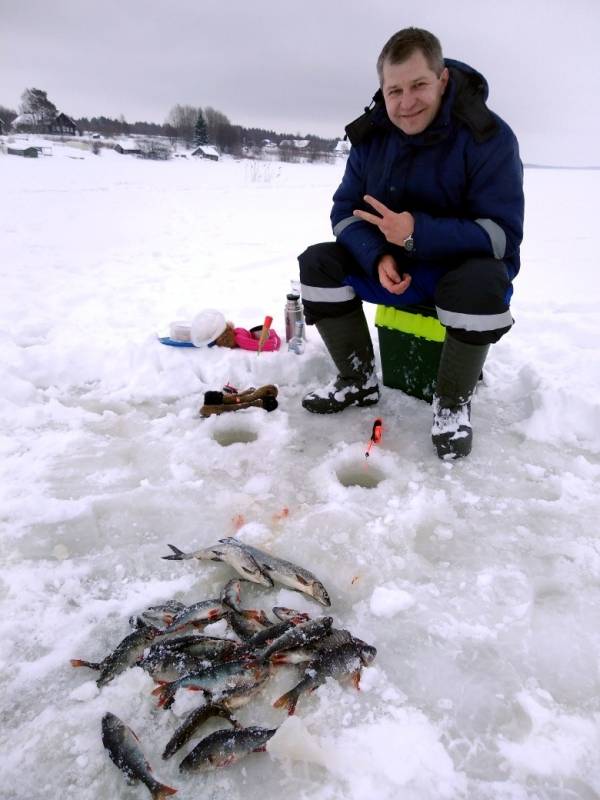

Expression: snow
xmin=1 ymin=139 xmax=600 ymax=800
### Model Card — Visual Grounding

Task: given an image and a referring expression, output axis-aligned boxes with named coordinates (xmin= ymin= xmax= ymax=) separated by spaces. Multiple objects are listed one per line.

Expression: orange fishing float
xmin=256 ymin=315 xmax=273 ymax=355
xmin=365 ymin=418 xmax=383 ymax=458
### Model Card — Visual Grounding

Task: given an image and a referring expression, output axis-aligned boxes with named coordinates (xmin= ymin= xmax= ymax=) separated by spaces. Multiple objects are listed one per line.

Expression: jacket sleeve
xmin=411 ymin=127 xmax=524 ymax=263
xmin=330 ymin=145 xmax=388 ymax=276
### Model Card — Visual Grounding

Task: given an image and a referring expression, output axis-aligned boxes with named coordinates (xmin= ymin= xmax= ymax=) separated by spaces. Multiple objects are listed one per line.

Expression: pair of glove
xmin=199 ymin=385 xmax=279 ymax=417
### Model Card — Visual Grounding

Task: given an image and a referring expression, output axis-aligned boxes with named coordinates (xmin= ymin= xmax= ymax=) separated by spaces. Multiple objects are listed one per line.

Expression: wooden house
xmin=191 ymin=144 xmax=219 ymax=161
xmin=48 ymin=112 xmax=80 ymax=136
xmin=114 ymin=142 xmax=142 ymax=155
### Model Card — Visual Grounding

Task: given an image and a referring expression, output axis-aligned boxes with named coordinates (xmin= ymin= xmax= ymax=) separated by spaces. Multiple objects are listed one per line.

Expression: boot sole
xmin=302 ymin=394 xmax=379 ymax=414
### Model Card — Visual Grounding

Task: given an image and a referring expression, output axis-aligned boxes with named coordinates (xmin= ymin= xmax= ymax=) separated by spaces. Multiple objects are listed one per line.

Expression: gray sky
xmin=1 ymin=0 xmax=599 ymax=162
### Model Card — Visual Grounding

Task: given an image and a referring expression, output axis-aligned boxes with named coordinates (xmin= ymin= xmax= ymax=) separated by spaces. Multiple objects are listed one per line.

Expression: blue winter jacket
xmin=331 ymin=60 xmax=524 ymax=281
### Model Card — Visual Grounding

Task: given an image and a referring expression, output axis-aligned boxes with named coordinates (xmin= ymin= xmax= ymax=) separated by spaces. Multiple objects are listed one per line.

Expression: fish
xmin=272 ymin=606 xmax=312 ymax=623
xmin=129 ymin=600 xmax=187 ymax=630
xmin=140 ymin=636 xmax=242 ymax=681
xmin=240 ymin=619 xmax=294 ymax=650
xmin=178 ymin=726 xmax=277 ymax=772
xmin=220 ymin=578 xmax=249 ymax=613
xmin=137 ymin=649 xmax=211 ymax=683
xmin=145 ymin=635 xmax=240 ymax=661
xmin=71 ymin=625 xmax=159 ymax=687
xmin=272 ymin=640 xmax=377 ymax=714
xmin=161 ymin=599 xmax=228 ymax=633
xmin=101 ymin=712 xmax=177 ymax=799
xmin=269 ymin=628 xmax=357 ymax=665
xmin=151 ymin=658 xmax=270 ymax=709
xmin=162 ymin=703 xmax=239 ymax=760
xmin=213 ymin=668 xmax=271 ymax=710
xmin=228 ymin=608 xmax=271 ymax=641
xmin=218 ymin=538 xmax=331 ymax=606
xmin=255 ymin=616 xmax=333 ymax=662
xmin=162 ymin=543 xmax=273 ymax=587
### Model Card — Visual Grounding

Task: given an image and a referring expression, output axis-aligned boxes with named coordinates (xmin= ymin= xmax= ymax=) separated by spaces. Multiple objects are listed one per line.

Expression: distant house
xmin=12 ymin=110 xmax=80 ymax=135
xmin=11 ymin=112 xmax=37 ymax=131
xmin=8 ymin=146 xmax=39 ymax=158
xmin=48 ymin=112 xmax=80 ymax=136
xmin=279 ymin=139 xmax=310 ymax=150
xmin=114 ymin=142 xmax=142 ymax=155
xmin=191 ymin=144 xmax=219 ymax=161
xmin=334 ymin=139 xmax=351 ymax=155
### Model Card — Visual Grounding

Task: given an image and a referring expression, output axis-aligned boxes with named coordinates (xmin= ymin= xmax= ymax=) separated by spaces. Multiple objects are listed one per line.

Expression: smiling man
xmin=298 ymin=27 xmax=524 ymax=459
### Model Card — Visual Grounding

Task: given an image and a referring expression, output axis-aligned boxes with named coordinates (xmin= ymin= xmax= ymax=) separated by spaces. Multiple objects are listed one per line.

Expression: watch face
xmin=404 ymin=235 xmax=414 ymax=252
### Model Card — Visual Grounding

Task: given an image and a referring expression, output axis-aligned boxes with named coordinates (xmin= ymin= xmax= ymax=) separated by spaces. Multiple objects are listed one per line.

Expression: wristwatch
xmin=403 ymin=233 xmax=415 ymax=252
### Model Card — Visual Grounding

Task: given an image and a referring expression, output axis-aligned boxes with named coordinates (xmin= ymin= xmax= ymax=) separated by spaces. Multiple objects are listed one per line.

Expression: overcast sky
xmin=1 ymin=0 xmax=599 ymax=163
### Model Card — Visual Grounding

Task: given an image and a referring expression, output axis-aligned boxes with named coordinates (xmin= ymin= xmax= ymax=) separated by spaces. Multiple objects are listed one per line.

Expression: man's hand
xmin=353 ymin=195 xmax=414 ymax=247
xmin=377 ymin=254 xmax=412 ymax=295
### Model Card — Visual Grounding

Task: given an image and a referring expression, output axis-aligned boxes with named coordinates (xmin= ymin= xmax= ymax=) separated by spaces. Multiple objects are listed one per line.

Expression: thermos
xmin=285 ymin=292 xmax=305 ymax=344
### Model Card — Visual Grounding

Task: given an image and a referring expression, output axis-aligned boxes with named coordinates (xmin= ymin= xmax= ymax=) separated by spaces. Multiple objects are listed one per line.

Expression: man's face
xmin=382 ymin=50 xmax=449 ymax=135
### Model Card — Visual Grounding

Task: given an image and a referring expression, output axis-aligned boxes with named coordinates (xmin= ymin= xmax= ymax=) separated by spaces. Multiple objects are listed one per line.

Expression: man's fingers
xmin=363 ymin=195 xmax=389 ymax=215
xmin=353 ymin=209 xmax=383 ymax=226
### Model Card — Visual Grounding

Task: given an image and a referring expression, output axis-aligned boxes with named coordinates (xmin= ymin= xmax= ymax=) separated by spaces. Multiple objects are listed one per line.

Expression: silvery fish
xmin=255 ymin=616 xmax=333 ymax=662
xmin=269 ymin=628 xmax=357 ymax=665
xmin=152 ymin=658 xmax=270 ymax=709
xmin=138 ymin=649 xmax=210 ymax=683
xmin=162 ymin=543 xmax=273 ymax=587
xmin=162 ymin=703 xmax=238 ymax=760
xmin=219 ymin=538 xmax=331 ymax=606
xmin=220 ymin=578 xmax=248 ymax=613
xmin=161 ymin=599 xmax=228 ymax=633
xmin=129 ymin=600 xmax=187 ymax=630
xmin=228 ymin=608 xmax=271 ymax=641
xmin=272 ymin=606 xmax=312 ymax=623
xmin=240 ymin=620 xmax=294 ymax=651
xmin=272 ymin=640 xmax=377 ymax=714
xmin=101 ymin=712 xmax=177 ymax=799
xmin=145 ymin=635 xmax=240 ymax=662
xmin=71 ymin=625 xmax=158 ymax=687
xmin=178 ymin=726 xmax=276 ymax=772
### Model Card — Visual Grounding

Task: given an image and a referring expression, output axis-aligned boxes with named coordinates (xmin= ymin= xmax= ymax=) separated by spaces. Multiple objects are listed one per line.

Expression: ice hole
xmin=336 ymin=461 xmax=385 ymax=489
xmin=212 ymin=427 xmax=258 ymax=447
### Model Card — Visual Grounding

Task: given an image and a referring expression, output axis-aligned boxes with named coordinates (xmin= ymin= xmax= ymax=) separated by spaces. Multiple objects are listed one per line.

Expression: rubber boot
xmin=302 ymin=307 xmax=379 ymax=414
xmin=431 ymin=335 xmax=490 ymax=459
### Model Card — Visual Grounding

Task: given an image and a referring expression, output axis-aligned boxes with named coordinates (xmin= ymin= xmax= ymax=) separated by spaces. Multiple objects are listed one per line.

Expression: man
xmin=298 ymin=28 xmax=524 ymax=459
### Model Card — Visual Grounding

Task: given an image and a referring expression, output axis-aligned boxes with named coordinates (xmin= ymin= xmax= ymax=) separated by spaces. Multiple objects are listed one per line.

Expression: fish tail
xmin=161 ymin=544 xmax=190 ymax=561
xmin=241 ymin=608 xmax=268 ymax=623
xmin=70 ymin=658 xmax=100 ymax=670
xmin=273 ymin=688 xmax=299 ymax=715
xmin=152 ymin=783 xmax=178 ymax=799
xmin=151 ymin=683 xmax=175 ymax=709
xmin=270 ymin=652 xmax=294 ymax=665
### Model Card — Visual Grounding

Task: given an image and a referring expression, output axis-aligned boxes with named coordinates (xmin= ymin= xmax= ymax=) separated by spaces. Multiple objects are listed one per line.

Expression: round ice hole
xmin=212 ymin=428 xmax=258 ymax=447
xmin=336 ymin=462 xmax=384 ymax=489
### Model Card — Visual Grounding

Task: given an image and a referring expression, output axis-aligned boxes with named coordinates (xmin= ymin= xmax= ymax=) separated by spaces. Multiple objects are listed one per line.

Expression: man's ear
xmin=440 ymin=67 xmax=449 ymax=92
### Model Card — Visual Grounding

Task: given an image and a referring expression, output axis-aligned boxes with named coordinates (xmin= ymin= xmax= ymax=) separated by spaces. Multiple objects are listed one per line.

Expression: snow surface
xmin=1 ymin=140 xmax=599 ymax=800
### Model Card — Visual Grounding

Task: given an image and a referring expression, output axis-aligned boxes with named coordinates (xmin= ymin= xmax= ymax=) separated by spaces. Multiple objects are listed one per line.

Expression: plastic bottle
xmin=288 ymin=320 xmax=305 ymax=355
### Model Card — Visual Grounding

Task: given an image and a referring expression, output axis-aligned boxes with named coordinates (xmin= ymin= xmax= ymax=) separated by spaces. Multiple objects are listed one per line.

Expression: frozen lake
xmin=1 ymin=142 xmax=599 ymax=799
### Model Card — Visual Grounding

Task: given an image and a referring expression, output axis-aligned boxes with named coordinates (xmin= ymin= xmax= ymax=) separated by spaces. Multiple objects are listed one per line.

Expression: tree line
xmin=1 ymin=89 xmax=339 ymax=156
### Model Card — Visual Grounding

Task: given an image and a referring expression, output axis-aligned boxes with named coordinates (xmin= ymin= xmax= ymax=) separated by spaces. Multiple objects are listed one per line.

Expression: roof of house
xmin=192 ymin=145 xmax=219 ymax=158
xmin=279 ymin=139 xmax=310 ymax=149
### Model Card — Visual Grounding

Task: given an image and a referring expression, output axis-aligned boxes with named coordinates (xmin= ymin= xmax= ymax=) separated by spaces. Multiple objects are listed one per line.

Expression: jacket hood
xmin=444 ymin=58 xmax=490 ymax=102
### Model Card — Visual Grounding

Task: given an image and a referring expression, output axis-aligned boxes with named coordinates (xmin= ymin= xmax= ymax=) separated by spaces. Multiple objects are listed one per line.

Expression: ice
xmin=1 ymin=141 xmax=600 ymax=799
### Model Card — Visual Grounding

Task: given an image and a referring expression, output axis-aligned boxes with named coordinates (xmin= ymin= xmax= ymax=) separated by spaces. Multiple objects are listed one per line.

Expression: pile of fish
xmin=71 ymin=536 xmax=376 ymax=798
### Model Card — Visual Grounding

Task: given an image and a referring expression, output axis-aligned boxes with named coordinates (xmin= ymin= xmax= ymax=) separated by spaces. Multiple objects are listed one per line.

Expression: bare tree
xmin=165 ymin=104 xmax=197 ymax=146
xmin=19 ymin=88 xmax=57 ymax=129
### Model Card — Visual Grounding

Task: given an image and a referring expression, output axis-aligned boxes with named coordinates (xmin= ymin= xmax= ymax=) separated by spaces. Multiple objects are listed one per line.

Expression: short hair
xmin=377 ymin=28 xmax=445 ymax=84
